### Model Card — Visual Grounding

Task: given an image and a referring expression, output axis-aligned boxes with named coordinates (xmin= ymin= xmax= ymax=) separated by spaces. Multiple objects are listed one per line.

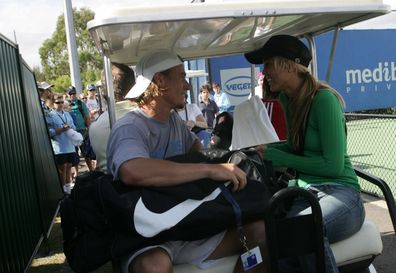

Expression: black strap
xmin=77 ymin=99 xmax=85 ymax=117
xmin=56 ymin=111 xmax=67 ymax=125
xmin=184 ymin=103 xmax=189 ymax=121
xmin=162 ymin=131 xmax=171 ymax=159
xmin=219 ymin=184 xmax=249 ymax=251
xmin=220 ymin=184 xmax=242 ymax=228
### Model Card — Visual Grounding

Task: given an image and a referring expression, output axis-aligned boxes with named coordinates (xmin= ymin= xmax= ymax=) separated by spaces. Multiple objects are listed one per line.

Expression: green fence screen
xmin=0 ymin=34 xmax=62 ymax=273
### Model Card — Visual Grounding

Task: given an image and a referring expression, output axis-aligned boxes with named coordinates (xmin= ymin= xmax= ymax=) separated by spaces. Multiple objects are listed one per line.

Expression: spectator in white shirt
xmin=176 ymin=94 xmax=208 ymax=131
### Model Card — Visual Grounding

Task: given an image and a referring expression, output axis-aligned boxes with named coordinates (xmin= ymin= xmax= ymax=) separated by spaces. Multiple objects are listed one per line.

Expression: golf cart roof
xmin=87 ymin=0 xmax=390 ymax=65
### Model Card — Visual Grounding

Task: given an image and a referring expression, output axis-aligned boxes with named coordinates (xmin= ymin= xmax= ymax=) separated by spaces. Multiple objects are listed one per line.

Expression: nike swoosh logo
xmin=134 ymin=185 xmax=224 ymax=237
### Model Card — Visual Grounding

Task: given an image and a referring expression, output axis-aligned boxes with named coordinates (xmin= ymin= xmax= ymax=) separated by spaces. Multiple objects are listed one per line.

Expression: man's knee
xmin=129 ymin=248 xmax=172 ymax=273
xmin=244 ymin=220 xmax=266 ymax=246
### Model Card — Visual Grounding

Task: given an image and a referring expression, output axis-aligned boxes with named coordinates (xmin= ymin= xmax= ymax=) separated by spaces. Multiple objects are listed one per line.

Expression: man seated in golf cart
xmin=107 ymin=49 xmax=269 ymax=273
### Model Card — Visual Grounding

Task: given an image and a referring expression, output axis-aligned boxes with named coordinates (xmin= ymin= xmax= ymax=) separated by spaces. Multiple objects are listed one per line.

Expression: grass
xmin=28 ymin=219 xmax=113 ymax=273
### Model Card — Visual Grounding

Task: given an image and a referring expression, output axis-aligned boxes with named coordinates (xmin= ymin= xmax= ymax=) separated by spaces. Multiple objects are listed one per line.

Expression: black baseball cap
xmin=68 ymin=85 xmax=77 ymax=95
xmin=244 ymin=35 xmax=312 ymax=67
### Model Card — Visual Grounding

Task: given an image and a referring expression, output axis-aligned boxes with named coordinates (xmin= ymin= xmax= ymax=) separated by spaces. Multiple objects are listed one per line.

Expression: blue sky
xmin=0 ymin=0 xmax=394 ymax=68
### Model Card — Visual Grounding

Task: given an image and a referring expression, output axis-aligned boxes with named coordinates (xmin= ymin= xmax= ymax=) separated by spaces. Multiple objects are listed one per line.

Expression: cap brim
xmin=244 ymin=48 xmax=268 ymax=64
xmin=125 ymin=76 xmax=151 ymax=99
xmin=38 ymin=83 xmax=54 ymax=89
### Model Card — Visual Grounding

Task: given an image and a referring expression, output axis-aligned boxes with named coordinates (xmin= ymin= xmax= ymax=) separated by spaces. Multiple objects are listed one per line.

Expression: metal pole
xmin=304 ymin=34 xmax=318 ymax=78
xmin=13 ymin=30 xmax=17 ymax=43
xmin=250 ymin=64 xmax=255 ymax=97
xmin=64 ymin=0 xmax=82 ymax=94
xmin=325 ymin=28 xmax=340 ymax=83
xmin=103 ymin=55 xmax=116 ymax=129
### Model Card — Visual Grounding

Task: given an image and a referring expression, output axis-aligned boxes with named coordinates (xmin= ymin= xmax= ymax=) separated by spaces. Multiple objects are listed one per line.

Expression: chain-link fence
xmin=346 ymin=113 xmax=396 ymax=198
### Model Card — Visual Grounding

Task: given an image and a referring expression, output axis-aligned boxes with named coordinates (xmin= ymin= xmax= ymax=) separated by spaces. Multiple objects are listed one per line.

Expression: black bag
xmin=80 ymin=135 xmax=96 ymax=159
xmin=211 ymin=112 xmax=233 ymax=150
xmin=60 ymin=150 xmax=276 ymax=272
xmin=60 ymin=171 xmax=115 ymax=273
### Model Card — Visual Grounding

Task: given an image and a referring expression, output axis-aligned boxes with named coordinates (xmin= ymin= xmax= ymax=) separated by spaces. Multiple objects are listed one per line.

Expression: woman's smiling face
xmin=263 ymin=58 xmax=294 ymax=93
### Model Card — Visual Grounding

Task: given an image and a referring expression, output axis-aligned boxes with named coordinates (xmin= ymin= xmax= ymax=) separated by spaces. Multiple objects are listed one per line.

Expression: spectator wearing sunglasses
xmin=48 ymin=95 xmax=77 ymax=194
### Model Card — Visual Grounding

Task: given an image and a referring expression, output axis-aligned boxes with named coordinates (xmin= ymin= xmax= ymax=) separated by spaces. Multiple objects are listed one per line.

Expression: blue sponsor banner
xmin=209 ymin=30 xmax=396 ymax=112
xmin=316 ymin=29 xmax=396 ymax=112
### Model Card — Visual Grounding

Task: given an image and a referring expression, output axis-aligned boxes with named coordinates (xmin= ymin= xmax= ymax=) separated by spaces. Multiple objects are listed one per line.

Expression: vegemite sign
xmin=220 ymin=68 xmax=257 ymax=106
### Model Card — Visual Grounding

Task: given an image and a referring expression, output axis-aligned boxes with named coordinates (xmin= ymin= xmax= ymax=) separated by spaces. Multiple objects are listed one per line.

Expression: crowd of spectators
xmin=38 ymin=82 xmax=99 ymax=193
xmin=38 ymin=64 xmax=286 ymax=193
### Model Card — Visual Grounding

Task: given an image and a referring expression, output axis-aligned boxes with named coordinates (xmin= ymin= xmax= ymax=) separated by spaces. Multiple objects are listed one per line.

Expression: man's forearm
xmin=119 ymin=158 xmax=212 ymax=187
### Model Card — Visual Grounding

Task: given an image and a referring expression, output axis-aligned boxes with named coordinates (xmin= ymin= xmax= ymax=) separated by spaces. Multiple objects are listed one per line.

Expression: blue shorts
xmin=55 ymin=153 xmax=75 ymax=165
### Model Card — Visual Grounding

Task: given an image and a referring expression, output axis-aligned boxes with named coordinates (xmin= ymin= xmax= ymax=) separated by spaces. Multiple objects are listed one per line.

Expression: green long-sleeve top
xmin=264 ymin=89 xmax=359 ymax=191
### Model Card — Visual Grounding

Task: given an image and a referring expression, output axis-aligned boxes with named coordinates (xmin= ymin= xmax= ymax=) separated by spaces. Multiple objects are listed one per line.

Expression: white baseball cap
xmin=37 ymin=81 xmax=54 ymax=90
xmin=125 ymin=49 xmax=183 ymax=99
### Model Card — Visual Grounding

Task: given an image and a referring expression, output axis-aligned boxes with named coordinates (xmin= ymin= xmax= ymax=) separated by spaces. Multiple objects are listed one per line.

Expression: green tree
xmin=39 ymin=7 xmax=102 ymax=93
xmin=53 ymin=75 xmax=72 ymax=94
xmin=32 ymin=66 xmax=45 ymax=82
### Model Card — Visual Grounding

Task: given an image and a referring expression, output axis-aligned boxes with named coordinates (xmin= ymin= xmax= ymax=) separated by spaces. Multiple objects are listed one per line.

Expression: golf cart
xmin=87 ymin=1 xmax=395 ymax=272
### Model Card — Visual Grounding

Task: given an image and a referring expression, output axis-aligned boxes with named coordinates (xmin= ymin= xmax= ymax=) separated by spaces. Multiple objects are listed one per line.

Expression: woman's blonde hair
xmin=271 ymin=56 xmax=345 ymax=153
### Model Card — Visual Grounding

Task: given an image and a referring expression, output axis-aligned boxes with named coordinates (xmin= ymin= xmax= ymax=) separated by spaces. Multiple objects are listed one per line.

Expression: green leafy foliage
xmin=38 ymin=8 xmax=102 ymax=93
xmin=53 ymin=75 xmax=72 ymax=94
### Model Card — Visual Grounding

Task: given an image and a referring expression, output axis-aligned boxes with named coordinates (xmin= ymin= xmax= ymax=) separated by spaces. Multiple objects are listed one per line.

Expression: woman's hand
xmin=254 ymin=144 xmax=267 ymax=158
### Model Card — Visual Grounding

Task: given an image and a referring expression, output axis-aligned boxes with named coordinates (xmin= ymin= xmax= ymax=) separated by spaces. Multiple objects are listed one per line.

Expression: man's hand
xmin=56 ymin=124 xmax=69 ymax=134
xmin=207 ymin=163 xmax=247 ymax=192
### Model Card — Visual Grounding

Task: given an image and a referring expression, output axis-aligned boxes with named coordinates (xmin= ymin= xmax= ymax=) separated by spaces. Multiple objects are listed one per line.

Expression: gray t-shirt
xmin=107 ymin=108 xmax=196 ymax=180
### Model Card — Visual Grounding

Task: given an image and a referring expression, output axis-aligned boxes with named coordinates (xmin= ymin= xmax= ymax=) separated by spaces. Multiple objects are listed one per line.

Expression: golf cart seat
xmin=333 ymin=220 xmax=382 ymax=271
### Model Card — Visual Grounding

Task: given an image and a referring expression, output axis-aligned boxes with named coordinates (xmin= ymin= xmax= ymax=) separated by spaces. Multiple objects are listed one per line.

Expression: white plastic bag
xmin=65 ymin=128 xmax=84 ymax=146
xmin=232 ymin=95 xmax=279 ymax=150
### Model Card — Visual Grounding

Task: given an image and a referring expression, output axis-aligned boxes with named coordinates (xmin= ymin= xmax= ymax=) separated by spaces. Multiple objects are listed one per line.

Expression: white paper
xmin=232 ymin=95 xmax=279 ymax=150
